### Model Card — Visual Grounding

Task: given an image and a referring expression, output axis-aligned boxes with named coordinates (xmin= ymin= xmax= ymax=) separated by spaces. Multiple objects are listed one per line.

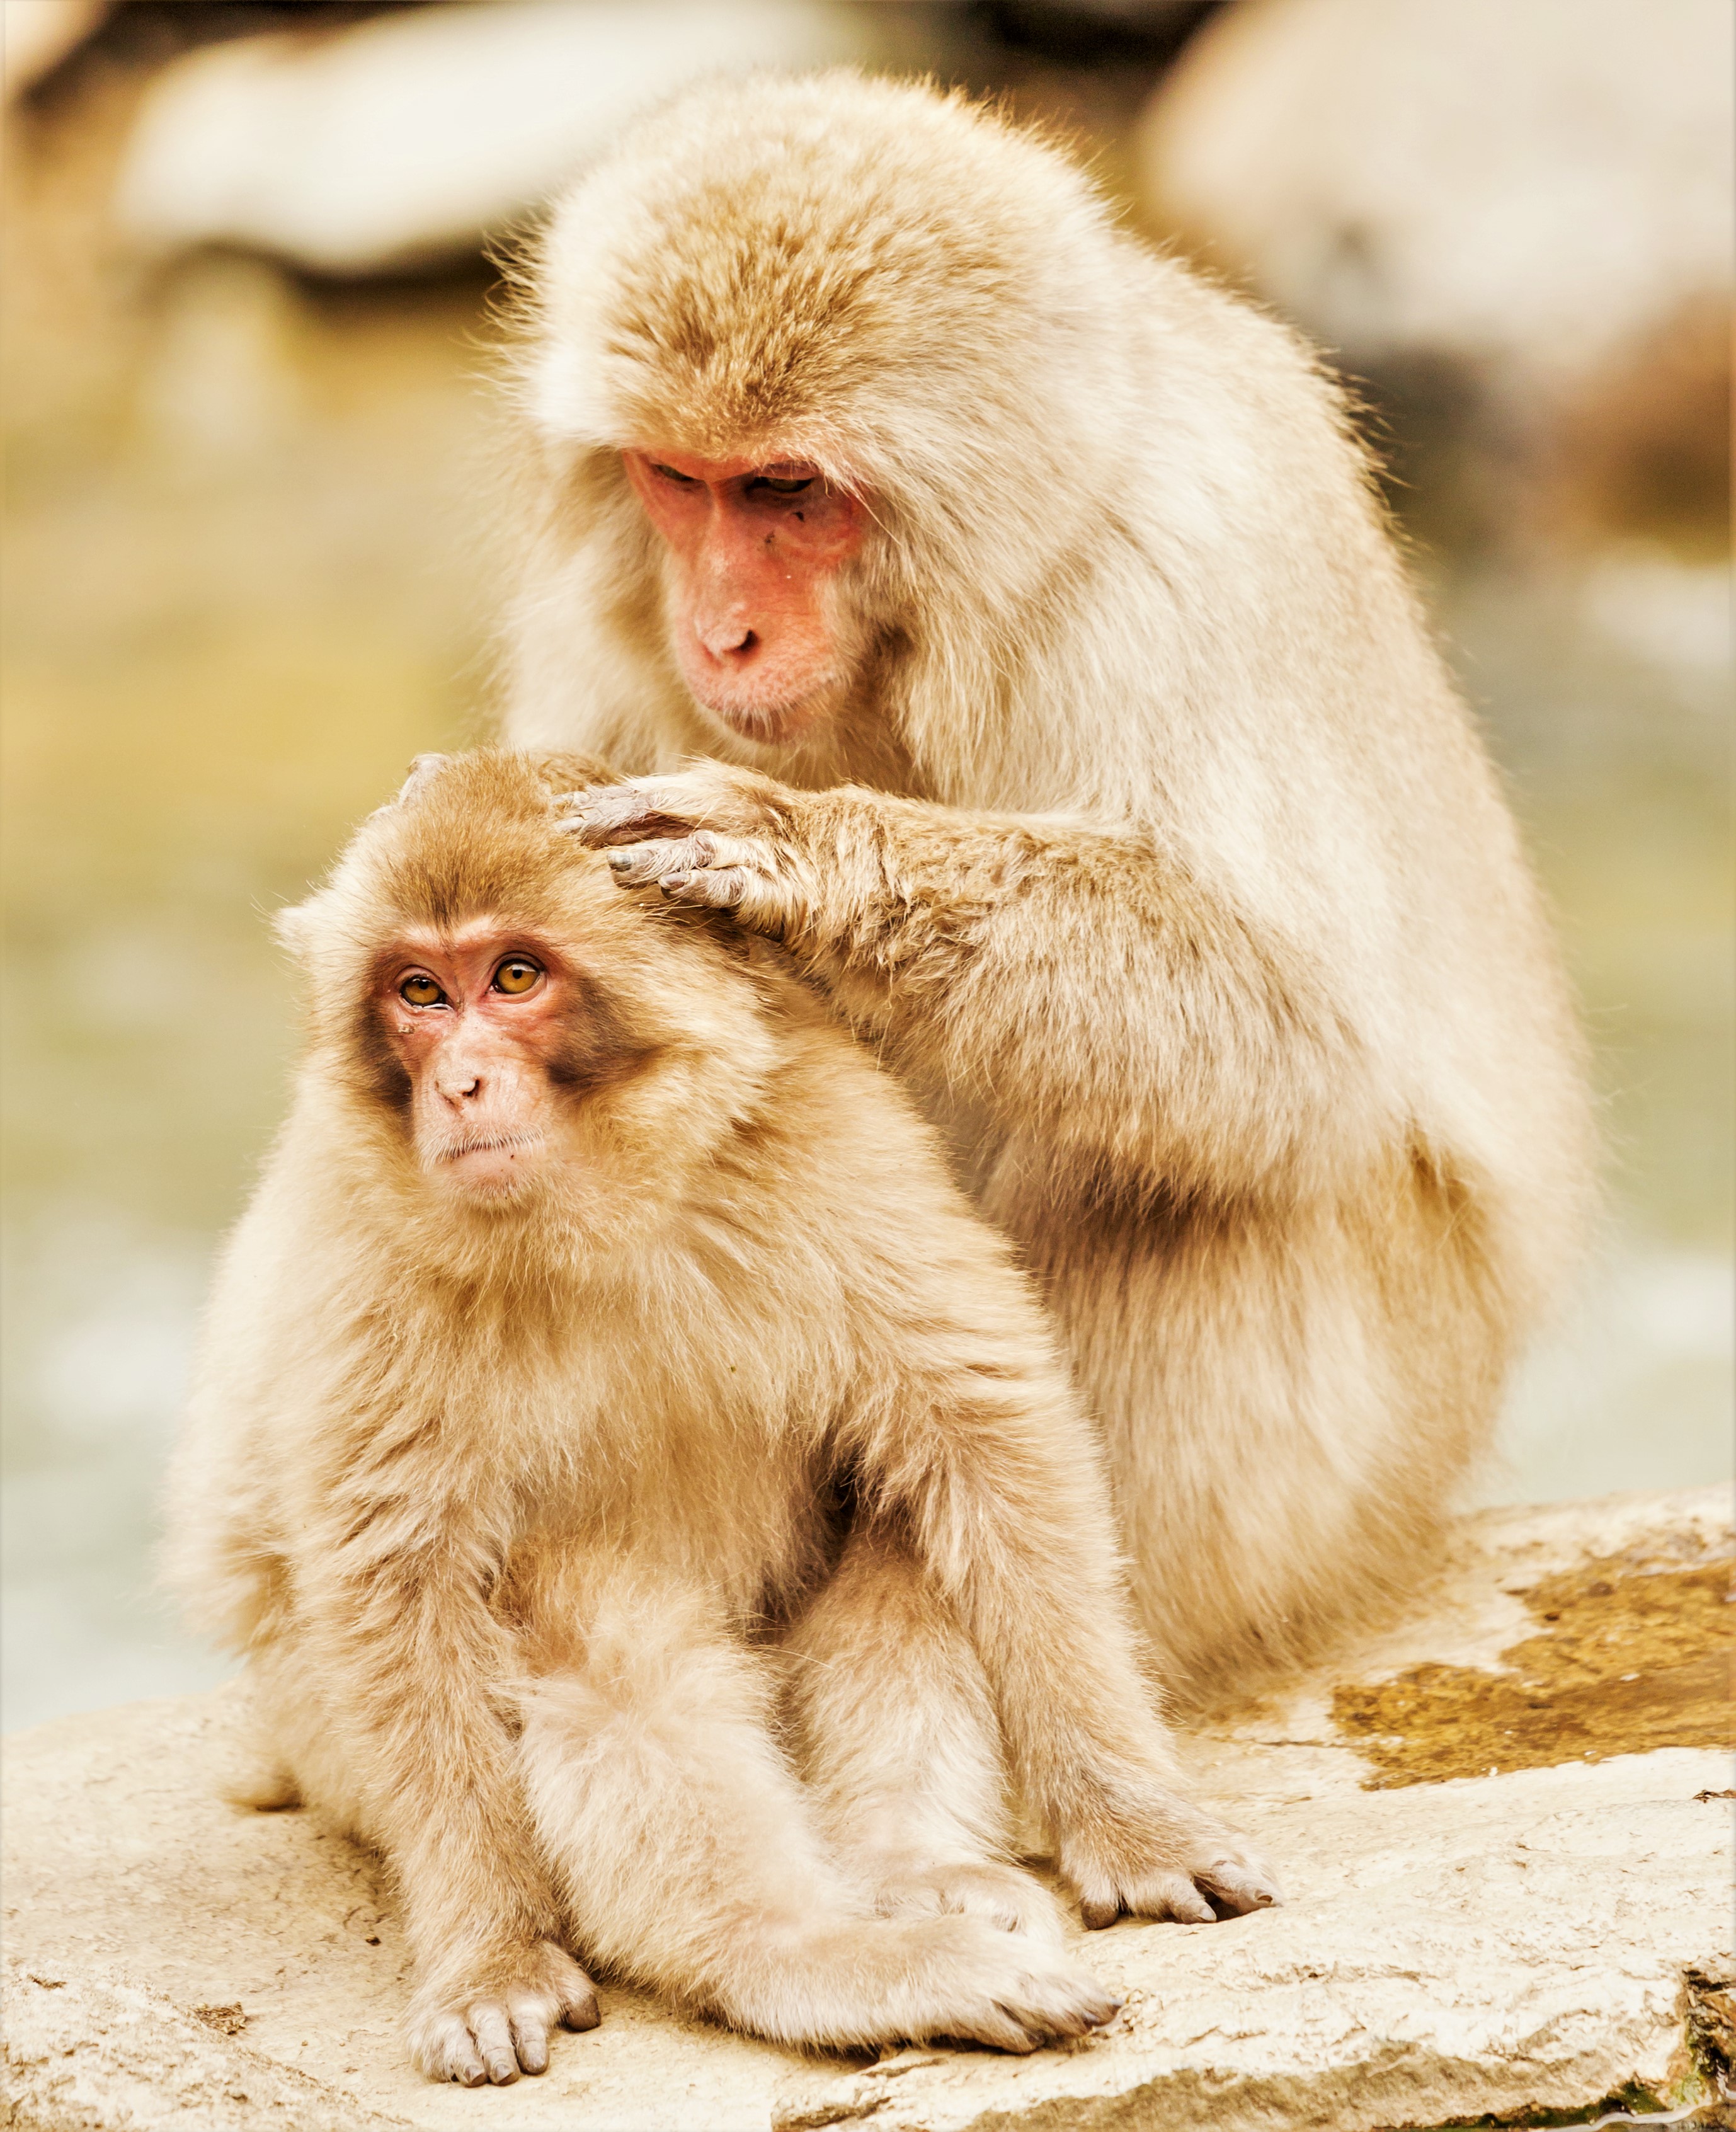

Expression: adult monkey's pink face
xmin=621 ymin=449 xmax=864 ymax=747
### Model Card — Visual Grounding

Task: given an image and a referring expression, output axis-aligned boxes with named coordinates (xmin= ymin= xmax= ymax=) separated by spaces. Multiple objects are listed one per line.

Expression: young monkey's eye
xmin=491 ymin=958 xmax=542 ymax=995
xmin=399 ymin=975 xmax=445 ymax=1007
xmin=752 ymin=473 xmax=814 ymax=496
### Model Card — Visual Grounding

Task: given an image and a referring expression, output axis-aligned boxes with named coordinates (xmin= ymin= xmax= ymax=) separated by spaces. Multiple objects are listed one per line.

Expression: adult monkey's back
xmin=500 ymin=72 xmax=1594 ymax=1702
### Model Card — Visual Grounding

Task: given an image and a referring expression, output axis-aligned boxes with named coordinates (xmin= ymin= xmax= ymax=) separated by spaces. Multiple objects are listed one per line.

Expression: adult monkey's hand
xmin=557 ymin=766 xmax=817 ymax=937
xmin=556 ymin=767 xmax=1042 ymax=1031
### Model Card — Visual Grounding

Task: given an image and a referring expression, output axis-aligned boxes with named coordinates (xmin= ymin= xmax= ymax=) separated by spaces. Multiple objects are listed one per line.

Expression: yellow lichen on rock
xmin=1333 ymin=1550 xmax=1733 ymax=1787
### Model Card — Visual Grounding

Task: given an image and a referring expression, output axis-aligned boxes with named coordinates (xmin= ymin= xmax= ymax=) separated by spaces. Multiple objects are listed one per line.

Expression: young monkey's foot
xmin=866 ymin=1858 xmax=1067 ymax=1944
xmin=407 ymin=1940 xmax=599 ymax=2086
xmin=739 ymin=1913 xmax=1117 ymax=2055
xmin=885 ymin=1915 xmax=1119 ymax=2053
xmin=1059 ymin=1796 xmax=1282 ymax=1929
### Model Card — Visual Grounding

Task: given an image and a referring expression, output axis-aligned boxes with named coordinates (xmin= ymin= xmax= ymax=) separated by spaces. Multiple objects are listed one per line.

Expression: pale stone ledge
xmin=4 ymin=1486 xmax=1731 ymax=2131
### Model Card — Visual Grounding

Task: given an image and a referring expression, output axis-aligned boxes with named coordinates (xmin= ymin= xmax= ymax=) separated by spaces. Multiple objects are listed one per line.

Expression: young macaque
xmin=165 ymin=750 xmax=1277 ymax=2087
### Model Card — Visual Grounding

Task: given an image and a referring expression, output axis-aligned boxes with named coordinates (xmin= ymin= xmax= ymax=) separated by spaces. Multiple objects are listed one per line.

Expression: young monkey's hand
xmin=406 ymin=1940 xmax=598 ymax=2086
xmin=1058 ymin=1792 xmax=1282 ymax=1930
xmin=555 ymin=765 xmax=815 ymax=938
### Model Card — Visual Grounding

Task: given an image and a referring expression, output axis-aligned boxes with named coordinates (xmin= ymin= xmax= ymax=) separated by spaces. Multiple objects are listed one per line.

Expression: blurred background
xmin=2 ymin=0 xmax=1730 ymax=1731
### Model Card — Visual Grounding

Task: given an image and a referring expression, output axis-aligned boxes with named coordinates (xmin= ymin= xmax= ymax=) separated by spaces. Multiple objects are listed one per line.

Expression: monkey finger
xmin=1076 ymin=1885 xmax=1121 ymax=1930
xmin=555 ymin=782 xmax=664 ymax=841
xmin=941 ymin=2003 xmax=1042 ymax=2055
xmin=980 ymin=1968 xmax=1122 ymax=2050
xmin=1130 ymin=1874 xmax=1216 ymax=1924
xmin=506 ymin=2007 xmax=550 ymax=2076
xmin=604 ymin=835 xmax=705 ymax=886
xmin=558 ymin=1974 xmax=602 ymax=2031
xmin=423 ymin=2015 xmax=487 ymax=2087
xmin=557 ymin=779 xmax=707 ymax=844
xmin=660 ymin=864 xmax=755 ymax=911
xmin=1194 ymin=1859 xmax=1283 ymax=1913
xmin=467 ymin=2000 xmax=521 ymax=2085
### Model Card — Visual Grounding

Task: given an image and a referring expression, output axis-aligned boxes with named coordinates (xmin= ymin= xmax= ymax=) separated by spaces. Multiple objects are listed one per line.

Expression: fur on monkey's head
xmin=274 ymin=750 xmax=610 ymax=979
xmin=514 ymin=72 xmax=1136 ymax=612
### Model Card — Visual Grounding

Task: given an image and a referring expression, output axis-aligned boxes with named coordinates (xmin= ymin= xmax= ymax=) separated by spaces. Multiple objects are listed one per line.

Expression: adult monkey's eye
xmin=753 ymin=473 xmax=814 ymax=495
xmin=400 ymin=975 xmax=445 ymax=1007
xmin=491 ymin=958 xmax=542 ymax=995
xmin=649 ymin=462 xmax=698 ymax=486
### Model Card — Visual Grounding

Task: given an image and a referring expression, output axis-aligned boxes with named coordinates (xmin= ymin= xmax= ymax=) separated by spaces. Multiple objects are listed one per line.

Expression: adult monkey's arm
xmin=559 ymin=764 xmax=1396 ymax=1205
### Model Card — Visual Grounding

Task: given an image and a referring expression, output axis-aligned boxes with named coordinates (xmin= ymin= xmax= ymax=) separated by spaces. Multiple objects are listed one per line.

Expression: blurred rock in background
xmin=1137 ymin=0 xmax=1732 ymax=557
xmin=1 ymin=1 xmax=110 ymax=100
xmin=1 ymin=0 xmax=1728 ymax=1732
xmin=113 ymin=2 xmax=916 ymax=275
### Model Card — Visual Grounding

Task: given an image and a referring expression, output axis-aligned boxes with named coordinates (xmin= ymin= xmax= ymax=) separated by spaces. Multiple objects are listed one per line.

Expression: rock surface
xmin=112 ymin=1 xmax=911 ymax=275
xmin=1138 ymin=0 xmax=1734 ymax=381
xmin=1 ymin=0 xmax=107 ymax=99
xmin=4 ymin=1486 xmax=1732 ymax=2131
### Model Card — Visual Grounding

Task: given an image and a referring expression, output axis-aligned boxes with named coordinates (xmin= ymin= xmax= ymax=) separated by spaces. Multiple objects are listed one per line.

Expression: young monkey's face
xmin=378 ymin=919 xmax=580 ymax=1200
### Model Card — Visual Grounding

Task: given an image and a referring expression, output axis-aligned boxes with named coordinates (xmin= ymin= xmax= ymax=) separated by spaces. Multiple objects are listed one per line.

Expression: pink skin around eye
xmin=620 ymin=447 xmax=864 ymax=744
xmin=381 ymin=923 xmax=568 ymax=1195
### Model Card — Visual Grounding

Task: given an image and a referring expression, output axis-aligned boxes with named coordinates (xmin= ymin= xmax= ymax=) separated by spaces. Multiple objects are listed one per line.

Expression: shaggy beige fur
xmin=165 ymin=751 xmax=1276 ymax=2085
xmin=501 ymin=71 xmax=1595 ymax=1699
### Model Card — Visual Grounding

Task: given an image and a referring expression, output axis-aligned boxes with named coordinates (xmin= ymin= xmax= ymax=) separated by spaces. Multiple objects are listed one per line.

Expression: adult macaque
xmin=503 ymin=72 xmax=1594 ymax=1699
xmin=166 ymin=751 xmax=1276 ymax=2087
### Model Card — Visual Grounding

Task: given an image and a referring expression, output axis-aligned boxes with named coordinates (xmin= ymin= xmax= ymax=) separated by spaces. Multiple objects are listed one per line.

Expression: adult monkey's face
xmin=621 ymin=448 xmax=865 ymax=747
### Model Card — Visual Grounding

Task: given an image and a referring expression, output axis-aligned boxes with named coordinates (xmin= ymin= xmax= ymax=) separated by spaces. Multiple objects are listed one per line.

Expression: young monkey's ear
xmin=271 ymin=896 xmax=320 ymax=962
xmin=394 ymin=753 xmax=452 ymax=805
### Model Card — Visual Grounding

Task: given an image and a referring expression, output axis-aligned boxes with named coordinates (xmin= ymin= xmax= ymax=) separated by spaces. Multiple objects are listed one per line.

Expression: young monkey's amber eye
xmin=491 ymin=958 xmax=542 ymax=995
xmin=399 ymin=975 xmax=445 ymax=1007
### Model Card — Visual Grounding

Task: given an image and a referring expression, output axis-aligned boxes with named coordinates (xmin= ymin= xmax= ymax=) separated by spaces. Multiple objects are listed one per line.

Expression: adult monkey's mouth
xmin=435 ymin=1130 xmax=546 ymax=1166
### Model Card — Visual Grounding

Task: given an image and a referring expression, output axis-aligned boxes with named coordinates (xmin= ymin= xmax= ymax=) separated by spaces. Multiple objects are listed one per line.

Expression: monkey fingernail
xmin=660 ymin=873 xmax=693 ymax=896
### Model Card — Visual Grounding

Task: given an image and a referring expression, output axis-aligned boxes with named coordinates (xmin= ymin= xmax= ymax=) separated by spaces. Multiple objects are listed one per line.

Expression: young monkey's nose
xmin=435 ymin=1067 xmax=482 ymax=1102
